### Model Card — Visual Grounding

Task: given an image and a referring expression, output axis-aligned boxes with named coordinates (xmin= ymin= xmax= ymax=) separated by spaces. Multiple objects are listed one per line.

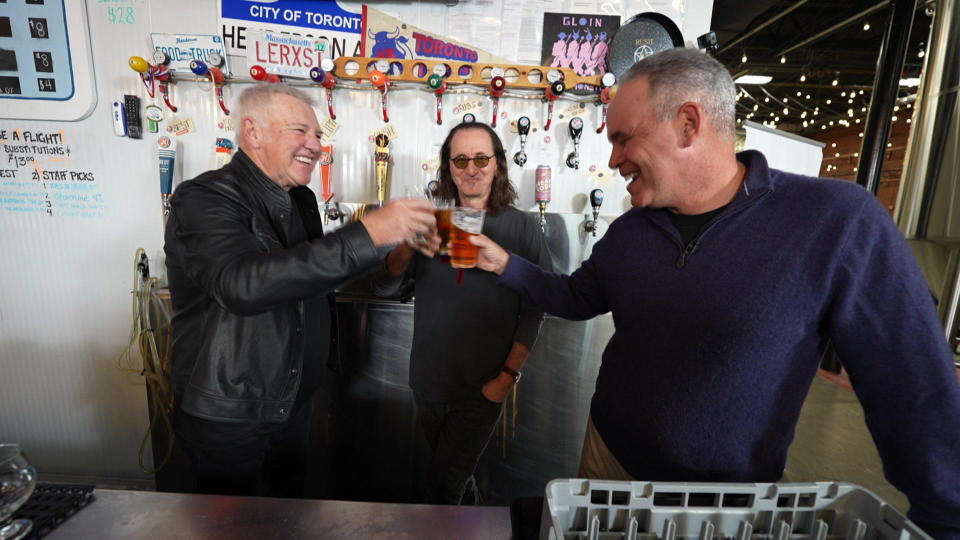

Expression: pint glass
xmin=435 ymin=206 xmax=453 ymax=257
xmin=450 ymin=207 xmax=485 ymax=268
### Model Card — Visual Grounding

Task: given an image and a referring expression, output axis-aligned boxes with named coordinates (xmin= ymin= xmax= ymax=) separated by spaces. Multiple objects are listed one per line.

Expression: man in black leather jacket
xmin=164 ymin=84 xmax=437 ymax=497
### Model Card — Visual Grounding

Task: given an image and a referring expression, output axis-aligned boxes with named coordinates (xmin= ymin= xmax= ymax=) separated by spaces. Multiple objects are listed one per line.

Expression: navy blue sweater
xmin=499 ymin=151 xmax=960 ymax=537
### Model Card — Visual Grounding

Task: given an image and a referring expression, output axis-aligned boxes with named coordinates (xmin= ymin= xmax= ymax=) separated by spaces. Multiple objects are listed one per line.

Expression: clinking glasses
xmin=451 ymin=155 xmax=493 ymax=169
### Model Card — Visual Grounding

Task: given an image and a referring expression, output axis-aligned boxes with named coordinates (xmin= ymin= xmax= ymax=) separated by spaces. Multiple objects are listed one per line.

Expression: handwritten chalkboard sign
xmin=0 ymin=127 xmax=106 ymax=218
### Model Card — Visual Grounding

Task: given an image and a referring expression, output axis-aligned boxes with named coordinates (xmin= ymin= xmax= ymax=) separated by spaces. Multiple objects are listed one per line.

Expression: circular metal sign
xmin=606 ymin=12 xmax=684 ymax=78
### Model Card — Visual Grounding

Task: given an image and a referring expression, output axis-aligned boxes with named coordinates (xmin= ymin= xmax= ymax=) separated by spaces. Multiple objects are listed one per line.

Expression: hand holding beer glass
xmin=450 ymin=207 xmax=485 ymax=268
xmin=398 ymin=186 xmax=442 ymax=257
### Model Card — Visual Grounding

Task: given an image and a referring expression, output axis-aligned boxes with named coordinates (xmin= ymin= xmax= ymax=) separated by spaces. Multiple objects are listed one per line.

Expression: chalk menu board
xmin=0 ymin=0 xmax=95 ymax=120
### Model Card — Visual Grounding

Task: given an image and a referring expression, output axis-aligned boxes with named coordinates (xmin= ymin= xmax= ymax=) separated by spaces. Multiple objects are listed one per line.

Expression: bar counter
xmin=46 ymin=489 xmax=512 ymax=539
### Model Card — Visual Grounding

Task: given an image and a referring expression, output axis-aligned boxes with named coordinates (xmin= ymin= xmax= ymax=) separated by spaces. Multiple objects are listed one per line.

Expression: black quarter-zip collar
xmin=647 ymin=150 xmax=776 ymax=268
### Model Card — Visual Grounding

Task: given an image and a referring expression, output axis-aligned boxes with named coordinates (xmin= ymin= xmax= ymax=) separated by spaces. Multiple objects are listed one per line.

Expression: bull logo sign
xmin=369 ymin=26 xmax=413 ymax=59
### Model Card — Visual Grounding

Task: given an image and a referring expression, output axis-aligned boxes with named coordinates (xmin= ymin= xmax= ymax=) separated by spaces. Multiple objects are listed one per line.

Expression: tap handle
xmin=517 ymin=116 xmax=530 ymax=140
xmin=569 ymin=116 xmax=584 ymax=142
xmin=590 ymin=188 xmax=604 ymax=211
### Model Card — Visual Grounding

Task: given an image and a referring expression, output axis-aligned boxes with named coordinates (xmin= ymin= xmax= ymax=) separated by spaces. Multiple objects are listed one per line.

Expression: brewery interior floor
xmin=785 ymin=372 xmax=908 ymax=510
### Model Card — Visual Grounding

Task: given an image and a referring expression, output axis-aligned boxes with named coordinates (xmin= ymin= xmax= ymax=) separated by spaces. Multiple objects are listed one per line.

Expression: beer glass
xmin=434 ymin=202 xmax=454 ymax=257
xmin=450 ymin=207 xmax=485 ymax=268
xmin=0 ymin=444 xmax=36 ymax=540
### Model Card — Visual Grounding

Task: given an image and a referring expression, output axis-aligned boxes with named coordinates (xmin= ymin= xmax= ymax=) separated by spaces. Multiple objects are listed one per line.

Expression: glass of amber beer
xmin=450 ymin=207 xmax=485 ymax=268
xmin=435 ymin=202 xmax=454 ymax=257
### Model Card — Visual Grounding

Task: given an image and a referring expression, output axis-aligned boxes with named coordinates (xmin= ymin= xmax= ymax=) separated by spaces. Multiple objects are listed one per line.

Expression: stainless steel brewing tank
xmin=328 ymin=296 xmax=612 ymax=505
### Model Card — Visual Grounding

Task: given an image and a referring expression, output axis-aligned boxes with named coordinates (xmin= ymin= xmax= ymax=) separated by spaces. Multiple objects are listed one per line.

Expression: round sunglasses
xmin=450 ymin=155 xmax=494 ymax=169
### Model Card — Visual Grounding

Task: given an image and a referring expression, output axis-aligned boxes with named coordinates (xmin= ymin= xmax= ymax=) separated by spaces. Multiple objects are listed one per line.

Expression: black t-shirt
xmin=405 ymin=207 xmax=551 ymax=402
xmin=668 ymin=205 xmax=727 ymax=245
xmin=288 ymin=189 xmax=331 ymax=414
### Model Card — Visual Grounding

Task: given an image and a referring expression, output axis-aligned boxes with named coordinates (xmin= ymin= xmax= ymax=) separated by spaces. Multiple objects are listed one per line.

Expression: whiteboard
xmin=743 ymin=120 xmax=825 ymax=178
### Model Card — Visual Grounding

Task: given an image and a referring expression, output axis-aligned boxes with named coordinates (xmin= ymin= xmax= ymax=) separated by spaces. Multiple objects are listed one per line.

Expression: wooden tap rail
xmin=331 ymin=56 xmax=603 ymax=90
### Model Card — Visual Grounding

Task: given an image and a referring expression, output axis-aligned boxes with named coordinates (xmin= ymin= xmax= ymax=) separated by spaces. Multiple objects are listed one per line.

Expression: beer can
xmin=535 ymin=165 xmax=552 ymax=203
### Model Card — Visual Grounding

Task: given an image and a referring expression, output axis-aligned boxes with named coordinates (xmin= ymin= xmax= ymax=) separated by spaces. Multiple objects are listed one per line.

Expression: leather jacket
xmin=164 ymin=151 xmax=381 ymax=423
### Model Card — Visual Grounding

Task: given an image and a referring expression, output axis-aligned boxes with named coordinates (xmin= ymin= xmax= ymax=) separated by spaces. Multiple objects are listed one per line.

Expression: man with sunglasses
xmin=469 ymin=48 xmax=960 ymax=537
xmin=376 ymin=122 xmax=551 ymax=505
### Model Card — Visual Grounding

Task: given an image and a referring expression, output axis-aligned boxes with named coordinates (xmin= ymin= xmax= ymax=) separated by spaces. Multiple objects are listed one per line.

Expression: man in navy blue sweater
xmin=471 ymin=48 xmax=960 ymax=537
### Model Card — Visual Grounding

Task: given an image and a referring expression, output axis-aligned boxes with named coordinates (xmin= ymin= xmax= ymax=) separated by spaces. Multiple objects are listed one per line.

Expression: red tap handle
xmin=380 ymin=89 xmax=390 ymax=123
xmin=596 ymin=104 xmax=607 ymax=134
xmin=599 ymin=86 xmax=613 ymax=104
xmin=490 ymin=76 xmax=506 ymax=97
xmin=544 ymin=101 xmax=555 ymax=131
xmin=216 ymin=86 xmax=230 ymax=115
xmin=490 ymin=76 xmax=506 ymax=127
xmin=326 ymin=90 xmax=336 ymax=120
xmin=320 ymin=145 xmax=334 ymax=200
xmin=161 ymin=81 xmax=178 ymax=112
xmin=370 ymin=71 xmax=390 ymax=123
xmin=433 ymin=80 xmax=446 ymax=125
xmin=210 ymin=67 xmax=225 ymax=85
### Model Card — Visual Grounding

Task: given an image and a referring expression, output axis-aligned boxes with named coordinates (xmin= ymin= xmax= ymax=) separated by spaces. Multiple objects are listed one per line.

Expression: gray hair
xmin=619 ymin=48 xmax=736 ymax=138
xmin=233 ymin=83 xmax=315 ymax=128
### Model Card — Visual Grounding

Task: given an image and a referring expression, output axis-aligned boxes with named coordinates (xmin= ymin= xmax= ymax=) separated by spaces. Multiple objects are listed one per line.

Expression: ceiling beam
xmin=716 ymin=0 xmax=814 ymax=55
xmin=734 ymin=64 xmax=879 ymax=75
xmin=776 ymin=1 xmax=890 ymax=57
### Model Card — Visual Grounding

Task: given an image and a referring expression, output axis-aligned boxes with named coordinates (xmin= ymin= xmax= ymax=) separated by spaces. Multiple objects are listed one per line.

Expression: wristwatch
xmin=501 ymin=365 xmax=522 ymax=383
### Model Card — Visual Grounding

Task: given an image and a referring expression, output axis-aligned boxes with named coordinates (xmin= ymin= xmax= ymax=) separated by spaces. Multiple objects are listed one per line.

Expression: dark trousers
xmin=415 ymin=391 xmax=503 ymax=505
xmin=173 ymin=402 xmax=312 ymax=498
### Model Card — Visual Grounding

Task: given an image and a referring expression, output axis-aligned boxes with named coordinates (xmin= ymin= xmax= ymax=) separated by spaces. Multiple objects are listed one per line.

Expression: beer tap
xmin=596 ymin=72 xmax=616 ymax=133
xmin=211 ymin=67 xmax=229 ymax=116
xmin=462 ymin=113 xmax=476 ymax=123
xmin=489 ymin=76 xmax=506 ymax=127
xmin=566 ymin=116 xmax=584 ymax=169
xmin=374 ymin=133 xmax=390 ymax=206
xmin=152 ymin=51 xmax=180 ymax=113
xmin=535 ymin=165 xmax=551 ymax=233
xmin=513 ymin=116 xmax=531 ymax=167
xmin=370 ymin=70 xmax=390 ymax=123
xmin=309 ymin=67 xmax=337 ymax=120
xmin=190 ymin=60 xmax=230 ymax=115
xmin=250 ymin=64 xmax=280 ymax=83
xmin=156 ymin=64 xmax=177 ymax=113
xmin=128 ymin=55 xmax=156 ymax=99
xmin=427 ymin=74 xmax=447 ymax=125
xmin=129 ymin=54 xmax=177 ymax=112
xmin=319 ymin=145 xmax=342 ymax=224
xmin=583 ymin=188 xmax=604 ymax=236
xmin=543 ymin=81 xmax=565 ymax=131
xmin=323 ymin=195 xmax=344 ymax=225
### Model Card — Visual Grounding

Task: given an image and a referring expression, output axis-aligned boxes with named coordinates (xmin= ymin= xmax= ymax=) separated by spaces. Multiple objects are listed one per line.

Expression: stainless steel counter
xmin=47 ymin=489 xmax=512 ymax=539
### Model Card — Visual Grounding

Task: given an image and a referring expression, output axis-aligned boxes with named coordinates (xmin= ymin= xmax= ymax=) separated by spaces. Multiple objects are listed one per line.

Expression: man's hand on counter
xmin=470 ymin=234 xmax=510 ymax=275
xmin=361 ymin=199 xmax=437 ymax=247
